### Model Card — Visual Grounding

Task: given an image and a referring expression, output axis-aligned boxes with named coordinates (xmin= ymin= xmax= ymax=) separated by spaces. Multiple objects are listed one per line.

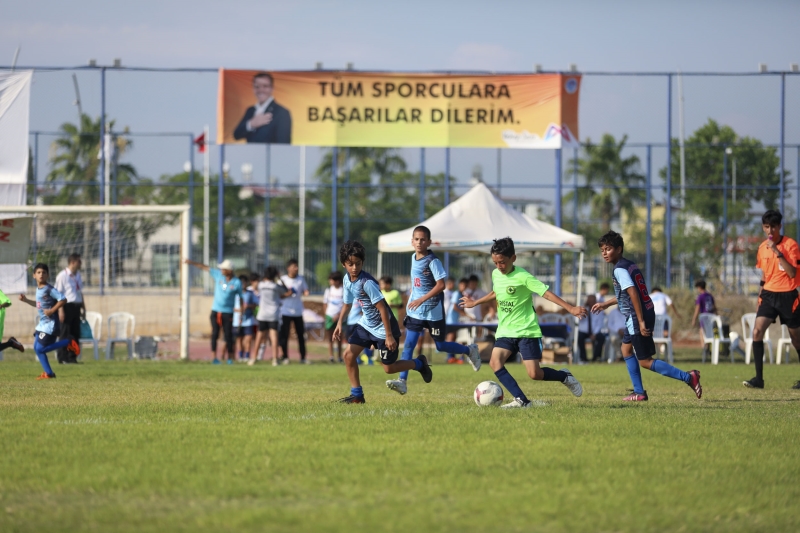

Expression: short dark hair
xmin=413 ymin=225 xmax=431 ymax=240
xmin=598 ymin=231 xmax=624 ymax=251
xmin=253 ymin=72 xmax=274 ymax=85
xmin=651 ymin=286 xmax=662 ymax=293
xmin=67 ymin=253 xmax=81 ymax=264
xmin=286 ymin=258 xmax=298 ymax=268
xmin=491 ymin=237 xmax=515 ymax=257
xmin=458 ymin=277 xmax=469 ymax=285
xmin=762 ymin=210 xmax=782 ymax=226
xmin=695 ymin=280 xmax=707 ymax=290
xmin=249 ymin=272 xmax=260 ymax=283
xmin=329 ymin=270 xmax=343 ymax=282
xmin=468 ymin=274 xmax=480 ymax=283
xmin=33 ymin=263 xmax=49 ymax=274
xmin=380 ymin=276 xmax=393 ymax=285
xmin=239 ymin=274 xmax=249 ymax=284
xmin=339 ymin=240 xmax=366 ymax=264
xmin=599 ymin=282 xmax=611 ymax=291
xmin=446 ymin=276 xmax=455 ymax=282
xmin=263 ymin=266 xmax=279 ymax=281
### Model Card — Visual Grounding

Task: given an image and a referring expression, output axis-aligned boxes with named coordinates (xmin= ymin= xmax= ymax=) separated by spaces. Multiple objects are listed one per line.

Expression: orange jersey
xmin=756 ymin=236 xmax=800 ymax=292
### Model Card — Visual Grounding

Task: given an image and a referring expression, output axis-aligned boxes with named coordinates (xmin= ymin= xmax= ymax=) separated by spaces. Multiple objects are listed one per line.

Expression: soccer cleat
xmin=67 ymin=338 xmax=81 ymax=357
xmin=226 ymin=359 xmax=233 ymax=365
xmin=622 ymin=390 xmax=648 ymax=402
xmin=271 ymin=359 xmax=279 ymax=367
xmin=500 ymin=397 xmax=532 ymax=409
xmin=337 ymin=394 xmax=365 ymax=404
xmin=247 ymin=358 xmax=256 ymax=366
xmin=560 ymin=369 xmax=583 ymax=397
xmin=281 ymin=358 xmax=290 ymax=365
xmin=301 ymin=359 xmax=311 ymax=365
xmin=446 ymin=357 xmax=458 ymax=364
xmin=8 ymin=337 xmax=24 ymax=352
xmin=36 ymin=372 xmax=56 ymax=380
xmin=212 ymin=358 xmax=221 ymax=365
xmin=687 ymin=369 xmax=702 ymax=399
xmin=466 ymin=343 xmax=481 ymax=371
xmin=792 ymin=381 xmax=800 ymax=390
xmin=742 ymin=377 xmax=764 ymax=389
xmin=417 ymin=354 xmax=433 ymax=383
xmin=386 ymin=379 xmax=407 ymax=395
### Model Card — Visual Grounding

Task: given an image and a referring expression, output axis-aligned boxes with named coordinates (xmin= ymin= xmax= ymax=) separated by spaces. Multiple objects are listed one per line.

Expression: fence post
xmin=572 ymin=147 xmax=578 ymax=292
xmin=344 ymin=148 xmax=350 ymax=240
xmin=217 ymin=144 xmax=224 ymax=264
xmin=188 ymin=134 xmax=194 ymax=263
xmin=331 ymin=147 xmax=338 ymax=271
xmin=554 ymin=148 xmax=562 ymax=296
xmin=780 ymin=73 xmax=785 ymax=219
xmin=444 ymin=147 xmax=450 ymax=273
xmin=665 ymin=73 xmax=672 ymax=289
xmin=99 ymin=66 xmax=106 ymax=296
xmin=646 ymin=145 xmax=652 ymax=286
xmin=723 ymin=148 xmax=728 ymax=285
xmin=265 ymin=144 xmax=270 ymax=267
xmin=32 ymin=132 xmax=38 ymax=264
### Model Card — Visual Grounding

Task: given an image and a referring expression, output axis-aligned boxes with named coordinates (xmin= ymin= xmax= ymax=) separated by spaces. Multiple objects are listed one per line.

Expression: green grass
xmin=1 ymin=352 xmax=799 ymax=533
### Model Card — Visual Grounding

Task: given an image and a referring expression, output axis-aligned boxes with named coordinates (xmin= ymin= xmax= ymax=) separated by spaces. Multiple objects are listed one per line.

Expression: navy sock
xmin=400 ymin=330 xmax=420 ymax=381
xmin=434 ymin=340 xmax=469 ymax=355
xmin=42 ymin=339 xmax=70 ymax=354
xmin=624 ymin=355 xmax=645 ymax=394
xmin=414 ymin=358 xmax=423 ymax=371
xmin=351 ymin=386 xmax=363 ymax=397
xmin=753 ymin=341 xmax=764 ymax=381
xmin=33 ymin=342 xmax=55 ymax=376
xmin=494 ymin=366 xmax=528 ymax=402
xmin=541 ymin=367 xmax=568 ymax=382
xmin=650 ymin=359 xmax=690 ymax=383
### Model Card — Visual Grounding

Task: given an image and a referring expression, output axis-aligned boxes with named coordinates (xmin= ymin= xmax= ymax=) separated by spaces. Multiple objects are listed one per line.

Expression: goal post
xmin=0 ymin=204 xmax=192 ymax=360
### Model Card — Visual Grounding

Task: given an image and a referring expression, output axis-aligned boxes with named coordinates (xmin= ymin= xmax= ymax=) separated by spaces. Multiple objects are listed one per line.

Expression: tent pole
xmin=572 ymin=251 xmax=584 ymax=365
xmin=377 ymin=252 xmax=383 ymax=279
xmin=554 ymin=148 xmax=562 ymax=295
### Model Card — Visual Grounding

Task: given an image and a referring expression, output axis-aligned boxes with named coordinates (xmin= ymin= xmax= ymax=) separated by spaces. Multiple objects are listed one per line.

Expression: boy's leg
xmin=621 ymin=340 xmax=646 ymax=396
xmin=0 ymin=338 xmax=25 ymax=352
xmin=397 ymin=328 xmax=421 ymax=381
xmin=210 ymin=312 xmax=221 ymax=360
xmin=295 ymin=317 xmax=307 ymax=361
xmin=339 ymin=343 xmax=366 ymax=403
xmin=278 ymin=318 xmax=291 ymax=360
xmin=33 ymin=337 xmax=60 ymax=377
xmin=519 ymin=338 xmax=583 ymax=397
xmin=223 ymin=314 xmax=235 ymax=362
xmin=489 ymin=344 xmax=529 ymax=405
xmin=270 ymin=329 xmax=280 ymax=362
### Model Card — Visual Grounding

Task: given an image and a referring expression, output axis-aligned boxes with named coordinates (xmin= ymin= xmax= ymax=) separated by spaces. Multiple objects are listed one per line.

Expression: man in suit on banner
xmin=233 ymin=72 xmax=292 ymax=144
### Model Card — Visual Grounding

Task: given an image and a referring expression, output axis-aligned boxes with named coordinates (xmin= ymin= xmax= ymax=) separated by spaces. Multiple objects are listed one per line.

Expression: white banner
xmin=0 ymin=216 xmax=32 ymax=264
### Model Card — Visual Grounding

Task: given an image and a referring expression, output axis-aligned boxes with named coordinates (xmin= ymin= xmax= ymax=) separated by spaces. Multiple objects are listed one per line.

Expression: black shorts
xmin=622 ymin=331 xmax=657 ymax=360
xmin=404 ymin=315 xmax=446 ymax=342
xmin=445 ymin=325 xmax=465 ymax=335
xmin=347 ymin=324 xmax=400 ymax=365
xmin=238 ymin=325 xmax=256 ymax=337
xmin=258 ymin=320 xmax=279 ymax=332
xmin=757 ymin=289 xmax=800 ymax=329
xmin=33 ymin=331 xmax=58 ymax=347
xmin=494 ymin=337 xmax=543 ymax=361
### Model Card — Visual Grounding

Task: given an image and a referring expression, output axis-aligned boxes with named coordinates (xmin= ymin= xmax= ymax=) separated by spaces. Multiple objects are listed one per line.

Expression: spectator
xmin=251 ymin=266 xmax=291 ymax=366
xmin=690 ymin=279 xmax=717 ymax=359
xmin=324 ymin=271 xmax=345 ymax=364
xmin=238 ymin=273 xmax=259 ymax=361
xmin=444 ymin=277 xmax=470 ymax=364
xmin=606 ymin=305 xmax=627 ymax=363
xmin=379 ymin=276 xmax=404 ymax=318
xmin=577 ymin=295 xmax=605 ymax=363
xmin=464 ymin=274 xmax=487 ymax=321
xmin=54 ymin=253 xmax=84 ymax=364
xmin=595 ymin=282 xmax=611 ymax=304
xmin=279 ymin=259 xmax=310 ymax=364
xmin=651 ymin=287 xmax=681 ymax=319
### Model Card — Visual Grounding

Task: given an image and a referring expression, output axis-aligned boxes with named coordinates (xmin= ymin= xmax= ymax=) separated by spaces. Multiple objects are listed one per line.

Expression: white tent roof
xmin=378 ymin=182 xmax=585 ymax=254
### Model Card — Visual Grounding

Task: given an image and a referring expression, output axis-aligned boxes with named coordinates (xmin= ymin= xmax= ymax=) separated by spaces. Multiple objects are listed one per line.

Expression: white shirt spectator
xmin=650 ymin=291 xmax=672 ymax=316
xmin=323 ymin=285 xmax=344 ymax=319
xmin=54 ymin=268 xmax=83 ymax=304
xmin=465 ymin=288 xmax=487 ymax=321
xmin=280 ymin=275 xmax=308 ymax=317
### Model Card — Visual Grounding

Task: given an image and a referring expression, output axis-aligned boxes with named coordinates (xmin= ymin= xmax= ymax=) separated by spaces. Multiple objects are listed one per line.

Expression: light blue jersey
xmin=35 ymin=284 xmax=65 ymax=335
xmin=406 ymin=251 xmax=447 ymax=321
xmin=446 ymin=290 xmax=462 ymax=325
xmin=347 ymin=298 xmax=364 ymax=326
xmin=241 ymin=289 xmax=257 ymax=327
xmin=343 ymin=270 xmax=389 ymax=338
xmin=210 ymin=268 xmax=243 ymax=314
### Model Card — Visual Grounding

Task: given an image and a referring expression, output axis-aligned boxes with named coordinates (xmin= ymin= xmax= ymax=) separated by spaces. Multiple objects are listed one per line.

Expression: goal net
xmin=0 ymin=205 xmax=191 ymax=359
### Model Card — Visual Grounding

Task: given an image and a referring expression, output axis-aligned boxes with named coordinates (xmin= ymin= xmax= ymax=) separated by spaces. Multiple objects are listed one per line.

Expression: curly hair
xmin=490 ymin=237 xmax=515 ymax=257
xmin=339 ymin=240 xmax=366 ymax=264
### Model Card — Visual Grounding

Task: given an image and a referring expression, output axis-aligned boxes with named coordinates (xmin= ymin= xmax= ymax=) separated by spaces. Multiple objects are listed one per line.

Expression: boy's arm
xmin=18 ymin=294 xmax=37 ymax=307
xmin=625 ymin=286 xmax=650 ymax=336
xmin=460 ymin=291 xmax=496 ymax=309
xmin=408 ymin=279 xmax=445 ymax=310
xmin=592 ymin=296 xmax=616 ymax=314
xmin=669 ymin=302 xmax=681 ymax=319
xmin=332 ymin=303 xmax=352 ymax=342
xmin=691 ymin=303 xmax=700 ymax=327
xmin=377 ymin=300 xmax=397 ymax=351
xmin=542 ymin=290 xmax=587 ymax=319
xmin=46 ymin=298 xmax=67 ymax=317
xmin=183 ymin=259 xmax=209 ymax=271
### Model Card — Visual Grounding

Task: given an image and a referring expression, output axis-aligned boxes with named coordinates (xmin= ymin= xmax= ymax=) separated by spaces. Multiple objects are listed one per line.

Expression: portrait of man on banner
xmin=233 ymin=72 xmax=292 ymax=144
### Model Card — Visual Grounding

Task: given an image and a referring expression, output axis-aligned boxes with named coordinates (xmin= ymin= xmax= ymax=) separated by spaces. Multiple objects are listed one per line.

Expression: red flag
xmin=194 ymin=133 xmax=206 ymax=153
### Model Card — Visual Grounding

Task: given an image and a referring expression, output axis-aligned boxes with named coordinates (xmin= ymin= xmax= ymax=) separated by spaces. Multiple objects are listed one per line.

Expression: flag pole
xmin=203 ymin=125 xmax=210 ymax=293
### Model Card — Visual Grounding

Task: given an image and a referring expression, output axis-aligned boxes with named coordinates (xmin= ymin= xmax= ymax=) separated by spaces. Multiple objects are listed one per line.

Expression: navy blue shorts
xmin=404 ymin=315 xmax=446 ymax=342
xmin=494 ymin=337 xmax=543 ymax=361
xmin=347 ymin=324 xmax=400 ymax=365
xmin=622 ymin=331 xmax=657 ymax=360
xmin=238 ymin=325 xmax=256 ymax=337
xmin=33 ymin=331 xmax=58 ymax=347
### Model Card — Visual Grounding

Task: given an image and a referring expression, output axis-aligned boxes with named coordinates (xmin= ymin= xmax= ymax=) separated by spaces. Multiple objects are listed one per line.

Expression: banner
xmin=0 ymin=217 xmax=32 ymax=265
xmin=218 ymin=71 xmax=580 ymax=148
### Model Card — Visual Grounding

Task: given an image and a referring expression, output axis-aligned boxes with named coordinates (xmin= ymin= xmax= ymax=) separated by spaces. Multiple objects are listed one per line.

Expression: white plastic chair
xmin=741 ymin=313 xmax=773 ymax=365
xmin=772 ymin=324 xmax=794 ymax=365
xmin=698 ymin=313 xmax=732 ymax=364
xmin=105 ymin=312 xmax=135 ymax=360
xmin=81 ymin=311 xmax=102 ymax=361
xmin=652 ymin=315 xmax=674 ymax=363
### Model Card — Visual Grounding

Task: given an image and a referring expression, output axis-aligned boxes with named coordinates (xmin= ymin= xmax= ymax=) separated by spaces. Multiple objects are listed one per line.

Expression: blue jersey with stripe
xmin=343 ymin=270 xmax=397 ymax=339
xmin=612 ymin=257 xmax=655 ymax=333
xmin=406 ymin=251 xmax=447 ymax=321
xmin=35 ymin=283 xmax=65 ymax=335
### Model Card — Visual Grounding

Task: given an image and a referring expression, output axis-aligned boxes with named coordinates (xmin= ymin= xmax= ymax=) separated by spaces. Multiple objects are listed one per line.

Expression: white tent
xmin=377 ymin=182 xmax=586 ymax=360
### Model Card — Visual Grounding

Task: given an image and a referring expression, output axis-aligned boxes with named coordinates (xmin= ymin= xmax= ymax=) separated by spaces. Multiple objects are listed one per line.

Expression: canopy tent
xmin=377 ymin=182 xmax=587 ymax=361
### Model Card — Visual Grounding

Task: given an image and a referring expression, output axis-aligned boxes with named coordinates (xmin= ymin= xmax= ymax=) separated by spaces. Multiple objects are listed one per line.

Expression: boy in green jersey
xmin=0 ymin=288 xmax=25 ymax=355
xmin=461 ymin=237 xmax=587 ymax=408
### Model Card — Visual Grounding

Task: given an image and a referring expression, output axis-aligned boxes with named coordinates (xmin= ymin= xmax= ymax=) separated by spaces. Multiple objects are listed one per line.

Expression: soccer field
xmin=1 ymin=356 xmax=798 ymax=533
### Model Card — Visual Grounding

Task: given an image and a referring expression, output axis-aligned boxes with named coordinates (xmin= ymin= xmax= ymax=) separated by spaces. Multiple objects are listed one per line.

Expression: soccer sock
xmin=413 ymin=358 xmax=424 ymax=371
xmin=494 ymin=366 xmax=529 ymax=402
xmin=33 ymin=343 xmax=55 ymax=376
xmin=649 ymin=359 xmax=690 ymax=383
xmin=753 ymin=341 xmax=764 ymax=381
xmin=351 ymin=386 xmax=363 ymax=397
xmin=541 ymin=367 xmax=568 ymax=382
xmin=624 ymin=355 xmax=645 ymax=394
xmin=400 ymin=330 xmax=420 ymax=381
xmin=42 ymin=339 xmax=70 ymax=354
xmin=434 ymin=340 xmax=469 ymax=355
xmin=0 ymin=341 xmax=11 ymax=351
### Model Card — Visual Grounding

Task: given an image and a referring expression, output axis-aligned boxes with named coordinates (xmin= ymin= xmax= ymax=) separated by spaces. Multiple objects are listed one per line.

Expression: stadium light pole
xmin=344 ymin=148 xmax=350 ymax=240
xmin=444 ymin=147 xmax=450 ymax=273
xmin=554 ymin=148 xmax=562 ymax=296
xmin=187 ymin=142 xmax=194 ymax=263
xmin=572 ymin=147 xmax=578 ymax=292
xmin=99 ymin=65 xmax=106 ymax=296
xmin=779 ymin=72 xmax=786 ymax=221
xmin=331 ymin=147 xmax=338 ymax=270
xmin=665 ymin=74 xmax=672 ymax=289
xmin=264 ymin=144 xmax=271 ymax=267
xmin=722 ymin=147 xmax=728 ymax=286
xmin=419 ymin=148 xmax=426 ymax=222
xmin=32 ymin=132 xmax=38 ymax=263
xmin=646 ymin=145 xmax=652 ymax=285
xmin=218 ymin=145 xmax=225 ymax=264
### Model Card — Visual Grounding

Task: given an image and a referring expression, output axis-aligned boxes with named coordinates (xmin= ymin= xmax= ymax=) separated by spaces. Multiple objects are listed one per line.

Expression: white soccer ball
xmin=474 ymin=380 xmax=504 ymax=406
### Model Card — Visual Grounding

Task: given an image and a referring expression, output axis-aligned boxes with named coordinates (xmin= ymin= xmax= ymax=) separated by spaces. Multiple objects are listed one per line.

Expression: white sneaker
xmin=281 ymin=358 xmax=290 ymax=365
xmin=302 ymin=359 xmax=311 ymax=365
xmin=466 ymin=344 xmax=481 ymax=372
xmin=272 ymin=359 xmax=278 ymax=367
xmin=560 ymin=369 xmax=583 ymax=397
xmin=500 ymin=397 xmax=532 ymax=409
xmin=386 ymin=379 xmax=407 ymax=395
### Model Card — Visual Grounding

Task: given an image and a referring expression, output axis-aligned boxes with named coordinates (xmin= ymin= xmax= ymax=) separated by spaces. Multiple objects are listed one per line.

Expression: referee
xmin=744 ymin=210 xmax=800 ymax=390
xmin=54 ymin=253 xmax=85 ymax=364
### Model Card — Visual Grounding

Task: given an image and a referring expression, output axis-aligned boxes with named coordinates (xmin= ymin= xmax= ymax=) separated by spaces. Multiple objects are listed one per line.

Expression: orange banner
xmin=218 ymin=70 xmax=580 ymax=148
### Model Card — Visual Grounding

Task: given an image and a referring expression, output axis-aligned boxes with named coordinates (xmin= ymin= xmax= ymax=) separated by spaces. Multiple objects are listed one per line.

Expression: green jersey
xmin=0 ymin=289 xmax=9 ymax=339
xmin=492 ymin=266 xmax=549 ymax=338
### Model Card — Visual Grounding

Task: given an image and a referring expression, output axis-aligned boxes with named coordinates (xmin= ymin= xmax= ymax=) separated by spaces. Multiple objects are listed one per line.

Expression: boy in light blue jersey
xmin=19 ymin=263 xmax=80 ymax=379
xmin=387 ymin=226 xmax=480 ymax=395
xmin=346 ymin=298 xmax=374 ymax=364
xmin=333 ymin=240 xmax=432 ymax=404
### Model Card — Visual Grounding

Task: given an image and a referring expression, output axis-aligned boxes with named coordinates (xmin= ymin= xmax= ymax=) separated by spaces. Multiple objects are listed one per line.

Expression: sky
xmin=3 ymin=0 xmax=800 ymax=210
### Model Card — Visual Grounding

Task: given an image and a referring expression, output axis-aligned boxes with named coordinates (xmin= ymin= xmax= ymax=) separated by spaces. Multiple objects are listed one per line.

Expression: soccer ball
xmin=474 ymin=381 xmax=504 ymax=406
